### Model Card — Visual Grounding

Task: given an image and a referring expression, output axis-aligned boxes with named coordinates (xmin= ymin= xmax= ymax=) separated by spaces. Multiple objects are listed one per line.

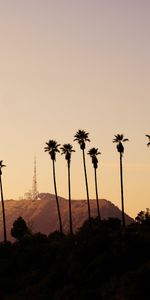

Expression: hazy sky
xmin=0 ymin=0 xmax=150 ymax=217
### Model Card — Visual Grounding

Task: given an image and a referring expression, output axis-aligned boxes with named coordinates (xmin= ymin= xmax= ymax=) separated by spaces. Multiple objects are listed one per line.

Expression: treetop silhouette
xmin=74 ymin=129 xmax=90 ymax=150
xmin=44 ymin=140 xmax=60 ymax=161
xmin=60 ymin=143 xmax=75 ymax=166
xmin=145 ymin=134 xmax=150 ymax=147
xmin=87 ymin=147 xmax=101 ymax=169
xmin=113 ymin=134 xmax=129 ymax=155
xmin=0 ymin=160 xmax=6 ymax=175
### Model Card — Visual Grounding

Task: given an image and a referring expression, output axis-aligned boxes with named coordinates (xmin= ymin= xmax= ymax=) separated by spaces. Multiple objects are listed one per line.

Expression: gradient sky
xmin=0 ymin=0 xmax=150 ymax=218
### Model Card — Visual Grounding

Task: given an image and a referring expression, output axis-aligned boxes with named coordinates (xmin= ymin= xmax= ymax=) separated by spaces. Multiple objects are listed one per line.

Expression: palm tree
xmin=74 ymin=129 xmax=91 ymax=223
xmin=113 ymin=134 xmax=129 ymax=227
xmin=61 ymin=143 xmax=75 ymax=235
xmin=146 ymin=135 xmax=150 ymax=146
xmin=0 ymin=160 xmax=7 ymax=243
xmin=44 ymin=140 xmax=63 ymax=233
xmin=88 ymin=147 xmax=101 ymax=222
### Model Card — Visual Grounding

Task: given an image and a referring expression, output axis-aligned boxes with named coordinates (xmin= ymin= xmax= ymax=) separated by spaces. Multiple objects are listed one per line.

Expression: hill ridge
xmin=0 ymin=193 xmax=133 ymax=241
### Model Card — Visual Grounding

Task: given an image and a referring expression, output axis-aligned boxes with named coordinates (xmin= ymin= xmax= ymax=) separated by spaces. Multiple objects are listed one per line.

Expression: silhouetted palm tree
xmin=74 ymin=129 xmax=91 ymax=223
xmin=44 ymin=140 xmax=63 ymax=233
xmin=113 ymin=134 xmax=129 ymax=227
xmin=0 ymin=160 xmax=7 ymax=243
xmin=88 ymin=147 xmax=101 ymax=222
xmin=61 ymin=144 xmax=75 ymax=235
xmin=146 ymin=135 xmax=150 ymax=147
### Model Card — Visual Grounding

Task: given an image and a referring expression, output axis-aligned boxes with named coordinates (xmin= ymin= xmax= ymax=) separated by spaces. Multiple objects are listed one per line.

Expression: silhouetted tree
xmin=88 ymin=147 xmax=101 ymax=222
xmin=61 ymin=143 xmax=75 ymax=235
xmin=11 ymin=216 xmax=31 ymax=240
xmin=0 ymin=160 xmax=7 ymax=243
xmin=113 ymin=134 xmax=129 ymax=227
xmin=74 ymin=129 xmax=91 ymax=224
xmin=44 ymin=140 xmax=63 ymax=233
xmin=145 ymin=134 xmax=150 ymax=146
xmin=135 ymin=208 xmax=150 ymax=225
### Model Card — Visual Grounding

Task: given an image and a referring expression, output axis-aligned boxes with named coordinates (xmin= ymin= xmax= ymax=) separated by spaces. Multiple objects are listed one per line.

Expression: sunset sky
xmin=0 ymin=0 xmax=150 ymax=218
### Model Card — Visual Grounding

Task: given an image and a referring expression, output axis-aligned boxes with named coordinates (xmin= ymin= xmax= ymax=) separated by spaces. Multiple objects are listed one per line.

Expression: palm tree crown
xmin=60 ymin=144 xmax=75 ymax=165
xmin=0 ymin=160 xmax=6 ymax=175
xmin=74 ymin=129 xmax=90 ymax=150
xmin=44 ymin=140 xmax=60 ymax=160
xmin=113 ymin=134 xmax=129 ymax=155
xmin=146 ymin=135 xmax=150 ymax=147
xmin=87 ymin=148 xmax=101 ymax=169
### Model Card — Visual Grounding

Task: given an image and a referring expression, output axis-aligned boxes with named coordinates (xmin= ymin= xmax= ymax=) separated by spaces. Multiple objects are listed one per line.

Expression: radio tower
xmin=32 ymin=155 xmax=39 ymax=200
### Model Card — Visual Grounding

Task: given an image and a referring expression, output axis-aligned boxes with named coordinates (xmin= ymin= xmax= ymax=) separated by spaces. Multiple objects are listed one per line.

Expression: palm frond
xmin=60 ymin=143 xmax=75 ymax=161
xmin=113 ymin=134 xmax=128 ymax=154
xmin=74 ymin=129 xmax=90 ymax=142
xmin=87 ymin=147 xmax=101 ymax=157
xmin=146 ymin=135 xmax=150 ymax=148
xmin=61 ymin=143 xmax=75 ymax=153
xmin=0 ymin=160 xmax=6 ymax=168
xmin=44 ymin=140 xmax=60 ymax=160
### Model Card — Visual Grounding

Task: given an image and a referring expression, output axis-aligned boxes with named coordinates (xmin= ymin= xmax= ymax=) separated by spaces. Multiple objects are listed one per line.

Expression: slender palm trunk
xmin=120 ymin=154 xmax=125 ymax=227
xmin=68 ymin=162 xmax=73 ymax=235
xmin=52 ymin=160 xmax=63 ymax=233
xmin=82 ymin=149 xmax=91 ymax=223
xmin=0 ymin=175 xmax=7 ymax=243
xmin=94 ymin=168 xmax=101 ymax=222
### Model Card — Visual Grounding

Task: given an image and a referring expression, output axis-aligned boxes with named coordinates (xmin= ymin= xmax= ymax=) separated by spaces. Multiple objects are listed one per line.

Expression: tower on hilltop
xmin=32 ymin=155 xmax=39 ymax=200
xmin=24 ymin=156 xmax=39 ymax=200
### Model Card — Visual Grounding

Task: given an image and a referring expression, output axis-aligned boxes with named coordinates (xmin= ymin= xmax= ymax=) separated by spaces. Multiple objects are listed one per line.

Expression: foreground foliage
xmin=0 ymin=217 xmax=149 ymax=300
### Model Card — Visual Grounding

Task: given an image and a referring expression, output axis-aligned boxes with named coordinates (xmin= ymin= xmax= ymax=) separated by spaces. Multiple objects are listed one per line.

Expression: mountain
xmin=0 ymin=193 xmax=133 ymax=241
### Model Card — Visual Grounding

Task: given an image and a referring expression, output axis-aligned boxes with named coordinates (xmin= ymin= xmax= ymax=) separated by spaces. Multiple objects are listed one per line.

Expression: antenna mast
xmin=32 ymin=155 xmax=39 ymax=200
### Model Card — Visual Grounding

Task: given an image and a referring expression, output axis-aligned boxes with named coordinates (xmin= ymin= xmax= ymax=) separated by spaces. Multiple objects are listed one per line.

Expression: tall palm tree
xmin=88 ymin=147 xmax=101 ymax=222
xmin=74 ymin=129 xmax=91 ymax=223
xmin=113 ymin=134 xmax=129 ymax=227
xmin=44 ymin=140 xmax=63 ymax=233
xmin=61 ymin=143 xmax=75 ymax=235
xmin=146 ymin=134 xmax=150 ymax=146
xmin=0 ymin=160 xmax=7 ymax=243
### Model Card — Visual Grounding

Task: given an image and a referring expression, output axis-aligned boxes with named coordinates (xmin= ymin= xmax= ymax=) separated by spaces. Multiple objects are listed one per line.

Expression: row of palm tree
xmin=0 ymin=133 xmax=149 ymax=242
xmin=44 ymin=131 xmax=150 ymax=234
xmin=44 ymin=130 xmax=129 ymax=235
xmin=44 ymin=130 xmax=101 ymax=234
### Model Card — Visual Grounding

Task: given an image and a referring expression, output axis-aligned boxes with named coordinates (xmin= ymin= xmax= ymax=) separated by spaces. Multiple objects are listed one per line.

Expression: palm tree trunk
xmin=52 ymin=160 xmax=63 ymax=233
xmin=68 ymin=162 xmax=73 ymax=235
xmin=120 ymin=154 xmax=125 ymax=227
xmin=82 ymin=149 xmax=91 ymax=223
xmin=0 ymin=175 xmax=7 ymax=243
xmin=94 ymin=168 xmax=101 ymax=222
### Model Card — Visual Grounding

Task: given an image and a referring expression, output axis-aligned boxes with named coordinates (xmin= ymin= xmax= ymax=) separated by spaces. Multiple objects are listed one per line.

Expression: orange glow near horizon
xmin=0 ymin=1 xmax=150 ymax=218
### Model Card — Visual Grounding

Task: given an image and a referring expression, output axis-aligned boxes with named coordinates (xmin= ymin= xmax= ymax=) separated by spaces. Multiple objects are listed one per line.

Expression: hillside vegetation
xmin=0 ymin=217 xmax=149 ymax=300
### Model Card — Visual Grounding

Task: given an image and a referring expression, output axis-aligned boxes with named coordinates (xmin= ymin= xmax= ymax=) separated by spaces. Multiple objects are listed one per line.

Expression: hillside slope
xmin=0 ymin=193 xmax=133 ymax=241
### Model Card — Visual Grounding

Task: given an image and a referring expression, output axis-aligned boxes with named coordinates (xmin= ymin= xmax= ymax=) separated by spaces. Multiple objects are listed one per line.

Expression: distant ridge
xmin=0 ymin=193 xmax=133 ymax=241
